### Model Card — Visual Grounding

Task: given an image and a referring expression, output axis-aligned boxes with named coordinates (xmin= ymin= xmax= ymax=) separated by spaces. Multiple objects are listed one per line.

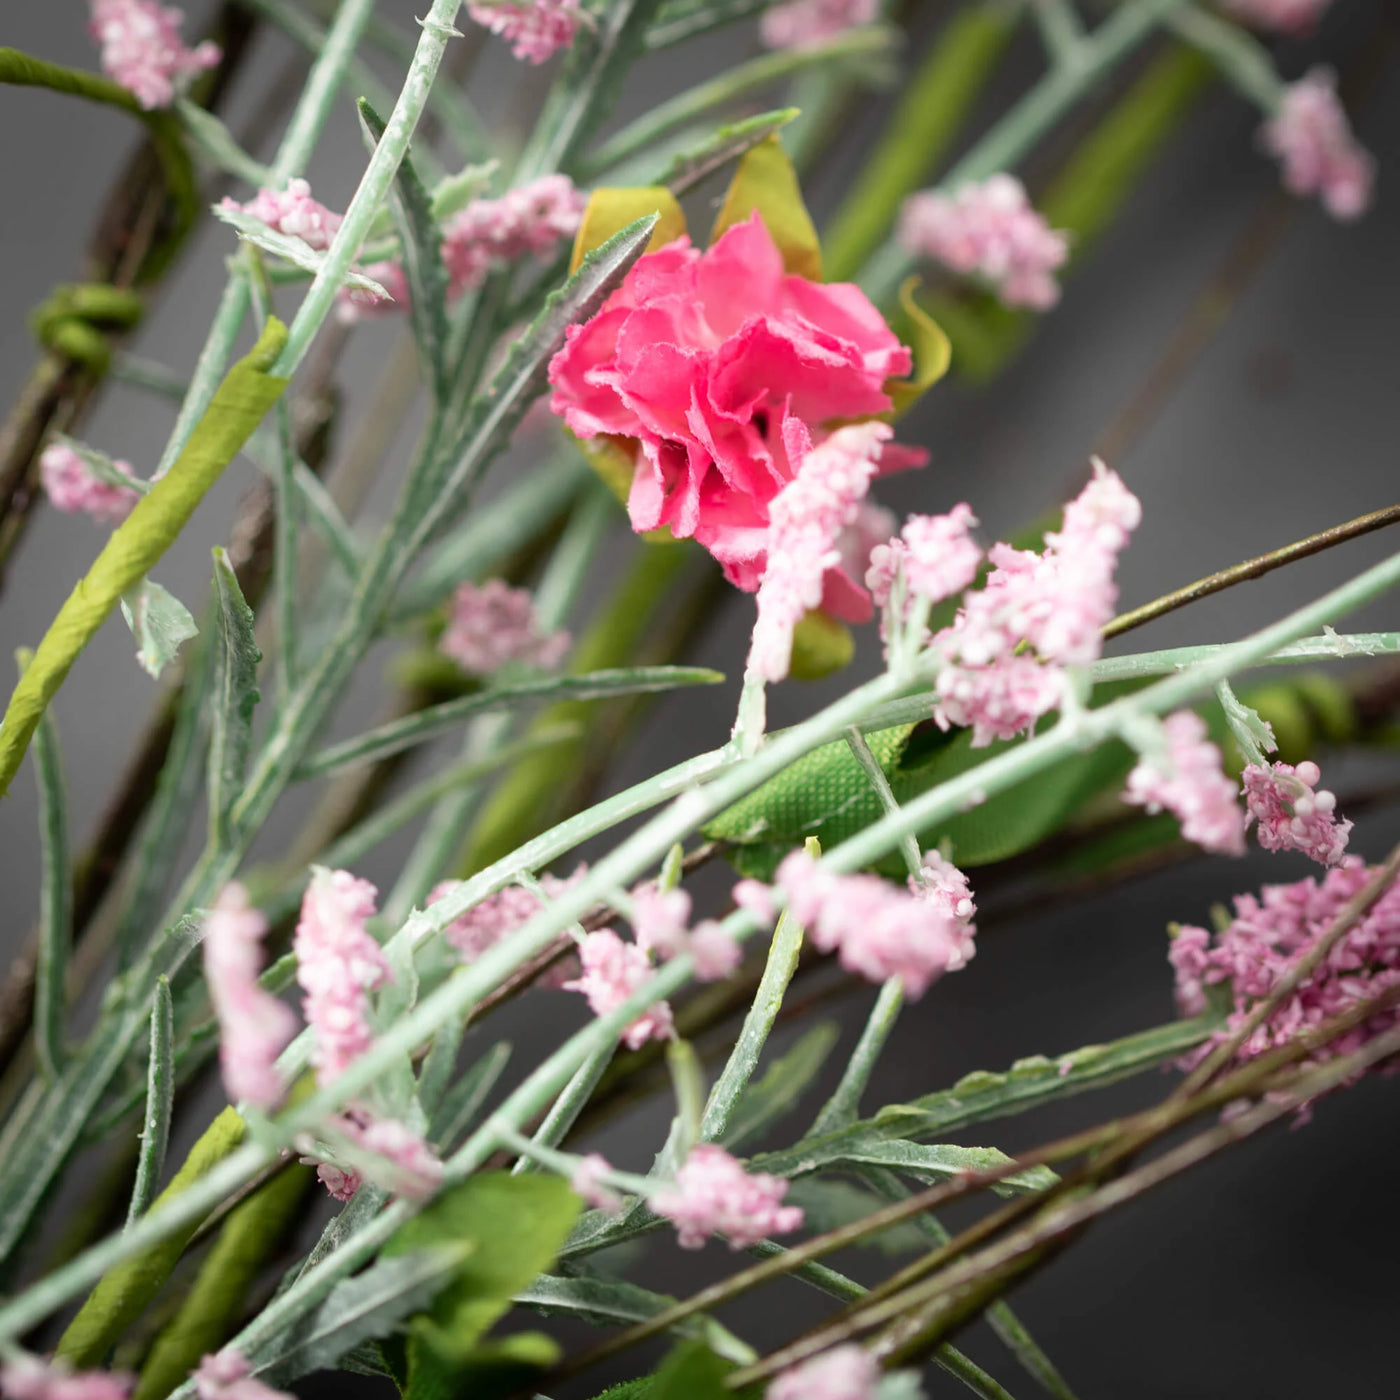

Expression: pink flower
xmin=747 ymin=422 xmax=890 ymax=683
xmin=293 ymin=868 xmax=390 ymax=1085
xmin=1169 ymin=858 xmax=1400 ymax=1105
xmin=775 ymin=849 xmax=976 ymax=999
xmin=548 ymin=213 xmax=917 ymax=596
xmin=1221 ymin=0 xmax=1334 ymax=33
xmin=899 ymin=174 xmax=1069 ymax=310
xmin=653 ymin=1144 xmax=802 ymax=1249
xmin=867 ymin=503 xmax=982 ymax=626
xmin=39 ymin=444 xmax=140 ymax=525
xmin=689 ymin=920 xmax=743 ymax=981
xmin=332 ymin=1112 xmax=444 ymax=1199
xmin=933 ymin=651 xmax=1064 ymax=749
xmin=0 ymin=1356 xmax=133 ymax=1400
xmin=88 ymin=0 xmax=220 ymax=109
xmin=193 ymin=1351 xmax=291 ymax=1400
xmin=203 ymin=882 xmax=298 ymax=1109
xmin=760 ymin=0 xmax=879 ymax=49
xmin=630 ymin=883 xmax=742 ymax=981
xmin=1124 ymin=711 xmax=1246 ymax=856
xmin=309 ymin=1160 xmax=361 ymax=1202
xmin=733 ymin=878 xmax=778 ymax=925
xmin=1260 ymin=68 xmax=1375 ymax=221
xmin=563 ymin=929 xmax=675 ymax=1049
xmin=466 ymin=0 xmax=583 ymax=63
xmin=442 ymin=175 xmax=585 ymax=297
xmin=571 ymin=1152 xmax=623 ymax=1213
xmin=439 ymin=579 xmax=570 ymax=674
xmin=1243 ymin=761 xmax=1352 ymax=867
xmin=766 ymin=1345 xmax=880 ymax=1400
xmin=221 ymin=178 xmax=343 ymax=251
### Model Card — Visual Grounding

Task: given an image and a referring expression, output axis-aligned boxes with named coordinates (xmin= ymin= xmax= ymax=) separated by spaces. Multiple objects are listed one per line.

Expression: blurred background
xmin=2 ymin=1 xmax=1399 ymax=1395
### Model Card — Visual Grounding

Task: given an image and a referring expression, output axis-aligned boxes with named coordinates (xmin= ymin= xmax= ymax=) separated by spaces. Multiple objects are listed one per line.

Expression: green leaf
xmin=207 ymin=548 xmax=262 ymax=846
xmin=430 ymin=1041 xmax=513 ymax=1150
xmin=720 ymin=1022 xmax=839 ymax=1151
xmin=0 ymin=317 xmax=287 ymax=797
xmin=429 ymin=159 xmax=499 ymax=219
xmin=431 ymin=1331 xmax=560 ymax=1400
xmin=662 ymin=108 xmax=800 ymax=196
xmin=782 ymin=1178 xmax=929 ymax=1256
xmin=358 ymin=100 xmax=451 ymax=402
xmin=819 ymin=1138 xmax=1059 ymax=1198
xmin=709 ymin=135 xmax=821 ymax=279
xmin=649 ymin=1340 xmax=754 ymax=1400
xmin=213 ymin=206 xmax=391 ymax=297
xmin=125 ymin=978 xmax=174 ymax=1228
xmin=121 ymin=578 xmax=199 ymax=680
xmin=884 ymin=279 xmax=951 ymax=419
xmin=646 ymin=0 xmax=770 ymax=49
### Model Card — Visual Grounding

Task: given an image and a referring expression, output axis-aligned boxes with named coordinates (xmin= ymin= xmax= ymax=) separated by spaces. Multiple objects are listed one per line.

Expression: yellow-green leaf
xmin=709 ymin=135 xmax=821 ymax=280
xmin=570 ymin=187 xmax=688 ymax=273
xmin=885 ymin=277 xmax=951 ymax=418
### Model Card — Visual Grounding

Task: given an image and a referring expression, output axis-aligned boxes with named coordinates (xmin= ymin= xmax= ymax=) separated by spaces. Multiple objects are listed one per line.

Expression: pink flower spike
xmin=88 ymin=0 xmax=220 ymax=109
xmin=760 ymin=0 xmax=879 ymax=50
xmin=766 ymin=1344 xmax=881 ymax=1400
xmin=899 ymin=174 xmax=1069 ymax=310
xmin=222 ymin=178 xmax=343 ymax=251
xmin=1124 ymin=711 xmax=1246 ymax=856
xmin=652 ymin=1144 xmax=802 ymax=1250
xmin=466 ymin=0 xmax=583 ymax=63
xmin=194 ymin=1351 xmax=292 ymax=1400
xmin=334 ymin=1113 xmax=444 ymax=1199
xmin=571 ymin=1153 xmax=623 ymax=1213
xmin=203 ymin=882 xmax=298 ymax=1110
xmin=0 ymin=1356 xmax=134 ymax=1400
xmin=441 ymin=175 xmax=585 ymax=296
xmin=1222 ymin=0 xmax=1333 ymax=36
xmin=563 ymin=929 xmax=675 ymax=1050
xmin=1243 ymin=761 xmax=1352 ymax=867
xmin=40 ymin=444 xmax=140 ymax=526
xmin=293 ymin=868 xmax=389 ymax=1086
xmin=631 ymin=883 xmax=693 ymax=962
xmin=933 ymin=650 xmax=1064 ymax=749
xmin=733 ymin=878 xmax=778 ymax=926
xmin=440 ymin=579 xmax=570 ymax=675
xmin=689 ymin=920 xmax=743 ymax=981
xmin=747 ymin=422 xmax=892 ymax=684
xmin=1260 ymin=68 xmax=1375 ymax=221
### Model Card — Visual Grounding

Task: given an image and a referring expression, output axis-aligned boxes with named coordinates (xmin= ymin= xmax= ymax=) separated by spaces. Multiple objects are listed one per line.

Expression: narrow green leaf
xmin=821 ymin=1138 xmax=1059 ymax=1197
xmin=720 ymin=1022 xmax=839 ymax=1151
xmin=296 ymin=666 xmax=722 ymax=779
xmin=646 ymin=0 xmax=769 ymax=48
xmin=174 ymin=97 xmax=274 ymax=186
xmin=30 ymin=654 xmax=70 ymax=1082
xmin=121 ymin=578 xmax=200 ymax=680
xmin=781 ymin=1178 xmax=929 ymax=1256
xmin=661 ymin=108 xmax=800 ymax=196
xmin=358 ymin=100 xmax=450 ymax=401
xmin=429 ymin=1041 xmax=513 ymax=1150
xmin=126 ymin=978 xmax=174 ymax=1228
xmin=429 ymin=159 xmax=499 ymax=219
xmin=213 ymin=206 xmax=391 ymax=296
xmin=207 ymin=548 xmax=262 ymax=846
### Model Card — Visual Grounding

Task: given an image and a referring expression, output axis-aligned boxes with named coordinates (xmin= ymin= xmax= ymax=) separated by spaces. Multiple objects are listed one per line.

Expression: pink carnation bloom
xmin=1259 ymin=68 xmax=1375 ymax=221
xmin=293 ymin=868 xmax=390 ymax=1085
xmin=747 ymin=422 xmax=890 ymax=683
xmin=760 ymin=0 xmax=879 ymax=49
xmin=0 ymin=1356 xmax=133 ymax=1400
xmin=193 ymin=1351 xmax=291 ymax=1400
xmin=203 ymin=882 xmax=298 ymax=1109
xmin=563 ymin=929 xmax=675 ymax=1050
xmin=899 ymin=174 xmax=1069 ymax=310
xmin=766 ymin=1344 xmax=881 ymax=1400
xmin=88 ymin=0 xmax=220 ymax=110
xmin=548 ymin=213 xmax=918 ymax=600
xmin=571 ymin=1152 xmax=623 ymax=1213
xmin=442 ymin=175 xmax=585 ymax=297
xmin=466 ymin=0 xmax=583 ymax=63
xmin=1169 ymin=858 xmax=1400 ymax=1107
xmin=1124 ymin=711 xmax=1246 ymax=856
xmin=1222 ymin=0 xmax=1333 ymax=33
xmin=439 ymin=579 xmax=570 ymax=674
xmin=1243 ymin=761 xmax=1352 ymax=867
xmin=652 ymin=1144 xmax=802 ymax=1249
xmin=40 ymin=444 xmax=140 ymax=525
xmin=222 ymin=178 xmax=343 ymax=251
xmin=776 ymin=849 xmax=976 ymax=999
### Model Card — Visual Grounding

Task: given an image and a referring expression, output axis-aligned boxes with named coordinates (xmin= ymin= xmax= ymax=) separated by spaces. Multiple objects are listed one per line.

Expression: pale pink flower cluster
xmin=310 ymin=1159 xmax=362 ymax=1203
xmin=748 ymin=422 xmax=891 ymax=683
xmin=439 ymin=579 xmax=571 ymax=675
xmin=330 ymin=1112 xmax=443 ymax=1200
xmin=630 ymin=882 xmax=742 ymax=982
xmin=651 ymin=1144 xmax=803 ymax=1249
xmin=1222 ymin=0 xmax=1333 ymax=34
xmin=760 ymin=0 xmax=879 ymax=49
xmin=766 ymin=1345 xmax=880 ymax=1400
xmin=899 ymin=174 xmax=1069 ymax=310
xmin=193 ymin=1351 xmax=291 ymax=1400
xmin=563 ymin=929 xmax=675 ymax=1050
xmin=293 ymin=868 xmax=389 ymax=1085
xmin=775 ymin=848 xmax=976 ymax=999
xmin=1243 ymin=761 xmax=1352 ymax=867
xmin=39 ymin=444 xmax=140 ymax=526
xmin=571 ymin=1152 xmax=623 ymax=1213
xmin=867 ymin=503 xmax=982 ymax=638
xmin=442 ymin=175 xmax=586 ymax=297
xmin=466 ymin=0 xmax=583 ymax=63
xmin=1169 ymin=858 xmax=1400 ymax=1099
xmin=221 ymin=179 xmax=343 ymax=251
xmin=203 ymin=883 xmax=298 ymax=1109
xmin=0 ymin=1356 xmax=133 ymax=1400
xmin=932 ymin=462 xmax=1140 ymax=746
xmin=1259 ymin=69 xmax=1375 ymax=221
xmin=1124 ymin=711 xmax=1246 ymax=856
xmin=88 ymin=0 xmax=220 ymax=110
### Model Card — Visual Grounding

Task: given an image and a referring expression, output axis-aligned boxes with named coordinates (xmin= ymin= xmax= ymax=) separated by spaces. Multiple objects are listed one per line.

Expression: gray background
xmin=2 ymin=1 xmax=1399 ymax=1395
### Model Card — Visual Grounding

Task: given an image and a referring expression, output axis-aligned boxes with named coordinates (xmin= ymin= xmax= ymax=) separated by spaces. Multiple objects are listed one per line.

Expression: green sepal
xmin=570 ymin=186 xmax=688 ymax=273
xmin=884 ymin=278 xmax=951 ymax=418
xmin=709 ymin=135 xmax=821 ymax=280
xmin=789 ymin=609 xmax=854 ymax=680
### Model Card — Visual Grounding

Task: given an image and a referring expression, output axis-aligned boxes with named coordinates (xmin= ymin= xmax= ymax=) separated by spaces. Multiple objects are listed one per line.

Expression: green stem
xmin=810 ymin=979 xmax=904 ymax=1137
xmin=1166 ymin=4 xmax=1283 ymax=111
xmin=1091 ymin=631 xmax=1400 ymax=683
